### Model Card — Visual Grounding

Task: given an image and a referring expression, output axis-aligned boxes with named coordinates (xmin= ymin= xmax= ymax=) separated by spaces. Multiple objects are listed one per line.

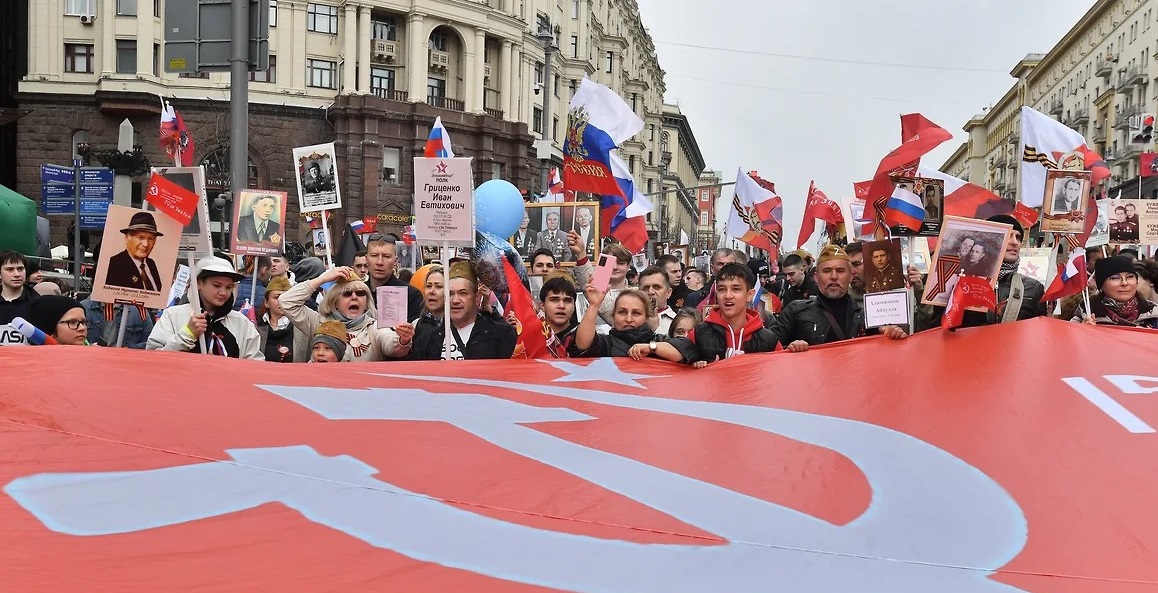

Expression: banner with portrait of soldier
xmin=231 ymin=190 xmax=289 ymax=256
xmin=91 ymin=205 xmax=183 ymax=309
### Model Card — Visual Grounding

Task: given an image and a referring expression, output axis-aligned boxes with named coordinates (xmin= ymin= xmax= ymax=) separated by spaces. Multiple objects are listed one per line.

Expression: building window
xmin=569 ymin=79 xmax=577 ymax=97
xmin=154 ymin=0 xmax=160 ymax=17
xmin=72 ymin=130 xmax=91 ymax=162
xmin=649 ymin=124 xmax=655 ymax=141
xmin=116 ymin=0 xmax=136 ymax=15
xmin=307 ymin=3 xmax=338 ymax=34
xmin=269 ymin=0 xmax=277 ymax=27
xmin=553 ymin=116 xmax=559 ymax=140
xmin=491 ymin=162 xmax=502 ymax=180
xmin=630 ymin=93 xmax=637 ymax=112
xmin=536 ymin=12 xmax=550 ymax=34
xmin=179 ymin=71 xmax=210 ymax=79
xmin=628 ymin=155 xmax=636 ymax=173
xmin=427 ymin=77 xmax=446 ymax=99
xmin=605 ymin=51 xmax=613 ymax=73
xmin=382 ymin=147 xmax=401 ymax=184
xmin=116 ymin=40 xmax=137 ymax=73
xmin=648 ymin=150 xmax=653 ymax=166
xmin=646 ymin=178 xmax=653 ymax=194
xmin=429 ymin=32 xmax=447 ymax=52
xmin=372 ymin=17 xmax=396 ymax=40
xmin=64 ymin=43 xmax=94 ymax=73
xmin=533 ymin=61 xmax=544 ymax=85
xmin=700 ymin=212 xmax=708 ymax=225
xmin=532 ymin=107 xmax=543 ymax=134
xmin=250 ymin=55 xmax=276 ymax=82
xmin=152 ymin=43 xmax=159 ymax=76
xmin=306 ymin=58 xmax=337 ymax=88
xmin=570 ymin=35 xmax=579 ymax=58
xmin=554 ymin=73 xmax=560 ymax=97
xmin=571 ymin=0 xmax=580 ymax=18
xmin=371 ymin=67 xmax=395 ymax=95
xmin=65 ymin=0 xmax=95 ymax=15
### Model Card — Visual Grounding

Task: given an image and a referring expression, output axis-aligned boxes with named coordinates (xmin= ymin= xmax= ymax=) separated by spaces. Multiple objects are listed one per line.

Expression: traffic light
xmin=1131 ymin=113 xmax=1155 ymax=144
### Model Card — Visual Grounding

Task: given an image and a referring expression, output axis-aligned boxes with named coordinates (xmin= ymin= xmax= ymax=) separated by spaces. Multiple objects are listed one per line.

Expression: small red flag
xmin=942 ymin=275 xmax=998 ymax=331
xmin=797 ymin=181 xmax=844 ymax=248
xmin=144 ymin=172 xmax=200 ymax=226
xmin=1012 ymin=202 xmax=1040 ymax=230
xmin=502 ymin=258 xmax=549 ymax=360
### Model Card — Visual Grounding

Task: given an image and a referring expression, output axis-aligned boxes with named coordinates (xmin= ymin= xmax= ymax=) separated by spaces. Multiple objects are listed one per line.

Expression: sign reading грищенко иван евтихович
xmin=413 ymin=158 xmax=475 ymax=248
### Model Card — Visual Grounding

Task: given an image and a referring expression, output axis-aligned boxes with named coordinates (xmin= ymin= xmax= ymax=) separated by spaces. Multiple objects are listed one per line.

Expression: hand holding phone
xmin=591 ymin=254 xmax=615 ymax=292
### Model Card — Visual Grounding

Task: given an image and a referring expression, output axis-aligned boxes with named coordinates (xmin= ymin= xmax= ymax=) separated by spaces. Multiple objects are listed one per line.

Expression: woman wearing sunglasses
xmin=1071 ymin=255 xmax=1158 ymax=328
xmin=280 ymin=265 xmax=414 ymax=361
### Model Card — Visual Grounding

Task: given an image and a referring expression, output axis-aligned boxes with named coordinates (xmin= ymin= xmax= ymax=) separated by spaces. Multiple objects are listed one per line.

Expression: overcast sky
xmin=635 ymin=0 xmax=1096 ymax=253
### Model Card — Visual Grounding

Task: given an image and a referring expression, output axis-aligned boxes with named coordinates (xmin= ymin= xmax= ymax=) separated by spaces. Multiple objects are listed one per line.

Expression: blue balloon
xmin=475 ymin=179 xmax=526 ymax=238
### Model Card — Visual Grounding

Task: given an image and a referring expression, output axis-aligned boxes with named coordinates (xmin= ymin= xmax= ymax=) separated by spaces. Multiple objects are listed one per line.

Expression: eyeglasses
xmin=340 ymin=289 xmax=369 ymax=298
xmin=58 ymin=319 xmax=88 ymax=330
xmin=1106 ymin=273 xmax=1138 ymax=285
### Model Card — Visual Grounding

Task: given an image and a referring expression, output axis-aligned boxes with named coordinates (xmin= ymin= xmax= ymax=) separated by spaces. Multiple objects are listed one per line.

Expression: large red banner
xmin=2 ymin=319 xmax=1157 ymax=591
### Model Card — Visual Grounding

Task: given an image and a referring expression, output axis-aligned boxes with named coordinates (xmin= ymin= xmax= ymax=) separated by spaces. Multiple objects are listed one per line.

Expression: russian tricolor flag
xmin=424 ymin=116 xmax=455 ymax=158
xmin=599 ymin=152 xmax=651 ymax=254
xmin=349 ymin=219 xmax=365 ymax=234
xmin=563 ymin=78 xmax=644 ymax=198
xmin=1043 ymin=250 xmax=1087 ymax=301
xmin=884 ymin=185 xmax=926 ymax=232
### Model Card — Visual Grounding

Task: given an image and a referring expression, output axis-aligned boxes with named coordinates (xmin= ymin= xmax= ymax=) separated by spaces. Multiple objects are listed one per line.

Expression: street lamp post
xmin=536 ymin=22 xmax=557 ymax=200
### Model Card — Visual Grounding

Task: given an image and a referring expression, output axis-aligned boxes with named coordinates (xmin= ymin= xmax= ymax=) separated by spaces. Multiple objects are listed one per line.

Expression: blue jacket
xmin=234 ymin=275 xmax=266 ymax=312
xmin=82 ymin=299 xmax=154 ymax=349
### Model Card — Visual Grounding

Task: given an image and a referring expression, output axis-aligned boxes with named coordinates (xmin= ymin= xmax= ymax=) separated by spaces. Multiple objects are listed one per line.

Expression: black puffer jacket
xmin=569 ymin=324 xmax=655 ymax=358
xmin=773 ymin=294 xmax=866 ymax=347
xmin=411 ymin=312 xmax=517 ymax=360
xmin=669 ymin=309 xmax=779 ymax=363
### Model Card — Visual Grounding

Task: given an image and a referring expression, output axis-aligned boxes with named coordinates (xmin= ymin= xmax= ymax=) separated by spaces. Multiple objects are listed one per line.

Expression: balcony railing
xmin=1049 ymin=99 xmax=1064 ymax=116
xmin=1092 ymin=128 xmax=1107 ymax=143
xmin=371 ymin=88 xmax=408 ymax=102
xmin=1114 ymin=107 xmax=1140 ymax=130
xmin=428 ymin=96 xmax=465 ymax=111
xmin=1072 ymin=107 xmax=1090 ymax=125
xmin=1096 ymin=53 xmax=1116 ymax=77
xmin=484 ymin=108 xmax=504 ymax=119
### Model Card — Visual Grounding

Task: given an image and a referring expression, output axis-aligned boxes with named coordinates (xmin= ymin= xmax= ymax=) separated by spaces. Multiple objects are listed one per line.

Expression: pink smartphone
xmin=592 ymin=254 xmax=615 ymax=292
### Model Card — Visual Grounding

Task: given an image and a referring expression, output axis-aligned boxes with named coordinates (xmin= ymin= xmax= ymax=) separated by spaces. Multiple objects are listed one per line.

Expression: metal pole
xmin=538 ymin=26 xmax=555 ymax=199
xmin=230 ymin=0 xmax=249 ymax=217
xmin=72 ymin=161 xmax=80 ymax=295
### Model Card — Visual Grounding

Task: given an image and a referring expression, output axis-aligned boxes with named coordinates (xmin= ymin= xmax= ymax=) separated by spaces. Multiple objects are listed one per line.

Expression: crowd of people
xmin=1 ymin=211 xmax=1155 ymax=363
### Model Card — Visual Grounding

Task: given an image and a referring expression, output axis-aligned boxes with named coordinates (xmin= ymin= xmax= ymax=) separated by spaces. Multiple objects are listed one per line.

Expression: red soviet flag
xmin=502 ymin=258 xmax=549 ymax=359
xmin=942 ymin=275 xmax=998 ymax=331
xmin=797 ymin=181 xmax=844 ymax=248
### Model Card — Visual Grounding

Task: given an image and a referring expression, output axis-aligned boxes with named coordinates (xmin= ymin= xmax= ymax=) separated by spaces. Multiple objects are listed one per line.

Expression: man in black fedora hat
xmin=103 ymin=211 xmax=166 ymax=291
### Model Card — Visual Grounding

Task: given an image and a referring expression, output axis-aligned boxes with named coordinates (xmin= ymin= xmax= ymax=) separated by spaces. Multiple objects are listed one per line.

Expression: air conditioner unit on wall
xmin=79 ymin=14 xmax=96 ymax=24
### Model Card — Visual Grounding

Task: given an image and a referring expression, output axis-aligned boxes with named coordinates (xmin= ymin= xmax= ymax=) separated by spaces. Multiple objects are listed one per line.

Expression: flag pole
xmin=441 ymin=240 xmax=453 ymax=359
xmin=906 ymin=237 xmax=916 ymax=331
xmin=320 ymin=212 xmax=334 ymax=268
xmin=115 ymin=307 xmax=129 ymax=348
xmin=175 ymin=142 xmax=210 ymax=355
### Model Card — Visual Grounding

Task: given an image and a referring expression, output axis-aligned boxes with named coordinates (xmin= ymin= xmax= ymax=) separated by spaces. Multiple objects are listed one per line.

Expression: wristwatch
xmin=648 ymin=341 xmax=657 ymax=352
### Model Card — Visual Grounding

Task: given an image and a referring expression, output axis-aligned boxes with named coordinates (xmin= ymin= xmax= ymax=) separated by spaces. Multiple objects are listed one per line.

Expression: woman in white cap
xmin=147 ymin=256 xmax=264 ymax=358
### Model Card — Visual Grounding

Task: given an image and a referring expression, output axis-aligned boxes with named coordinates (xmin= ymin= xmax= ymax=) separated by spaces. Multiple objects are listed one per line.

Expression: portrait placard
xmin=231 ymin=190 xmax=289 ymax=255
xmin=862 ymin=239 xmax=906 ymax=294
xmin=888 ymin=177 xmax=944 ymax=237
xmin=514 ymin=202 xmax=601 ymax=266
xmin=1041 ymin=169 xmax=1092 ymax=234
xmin=91 ymin=205 xmax=183 ymax=309
xmin=1108 ymin=199 xmax=1158 ymax=245
xmin=921 ymin=215 xmax=1012 ymax=308
xmin=294 ymin=143 xmax=342 ymax=213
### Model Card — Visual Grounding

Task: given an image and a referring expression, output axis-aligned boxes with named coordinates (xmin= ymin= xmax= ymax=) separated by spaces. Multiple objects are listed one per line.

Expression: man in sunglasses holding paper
xmin=364 ymin=235 xmax=423 ymax=322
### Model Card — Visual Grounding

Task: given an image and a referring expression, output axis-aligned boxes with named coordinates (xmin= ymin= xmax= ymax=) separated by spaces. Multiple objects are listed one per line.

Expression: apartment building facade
xmin=9 ymin=0 xmax=680 ymax=245
xmin=943 ymin=0 xmax=1158 ymax=203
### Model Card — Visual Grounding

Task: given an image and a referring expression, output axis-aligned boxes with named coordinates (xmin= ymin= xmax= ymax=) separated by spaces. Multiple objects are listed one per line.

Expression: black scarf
xmin=191 ymin=294 xmax=241 ymax=358
xmin=609 ymin=324 xmax=655 ymax=347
